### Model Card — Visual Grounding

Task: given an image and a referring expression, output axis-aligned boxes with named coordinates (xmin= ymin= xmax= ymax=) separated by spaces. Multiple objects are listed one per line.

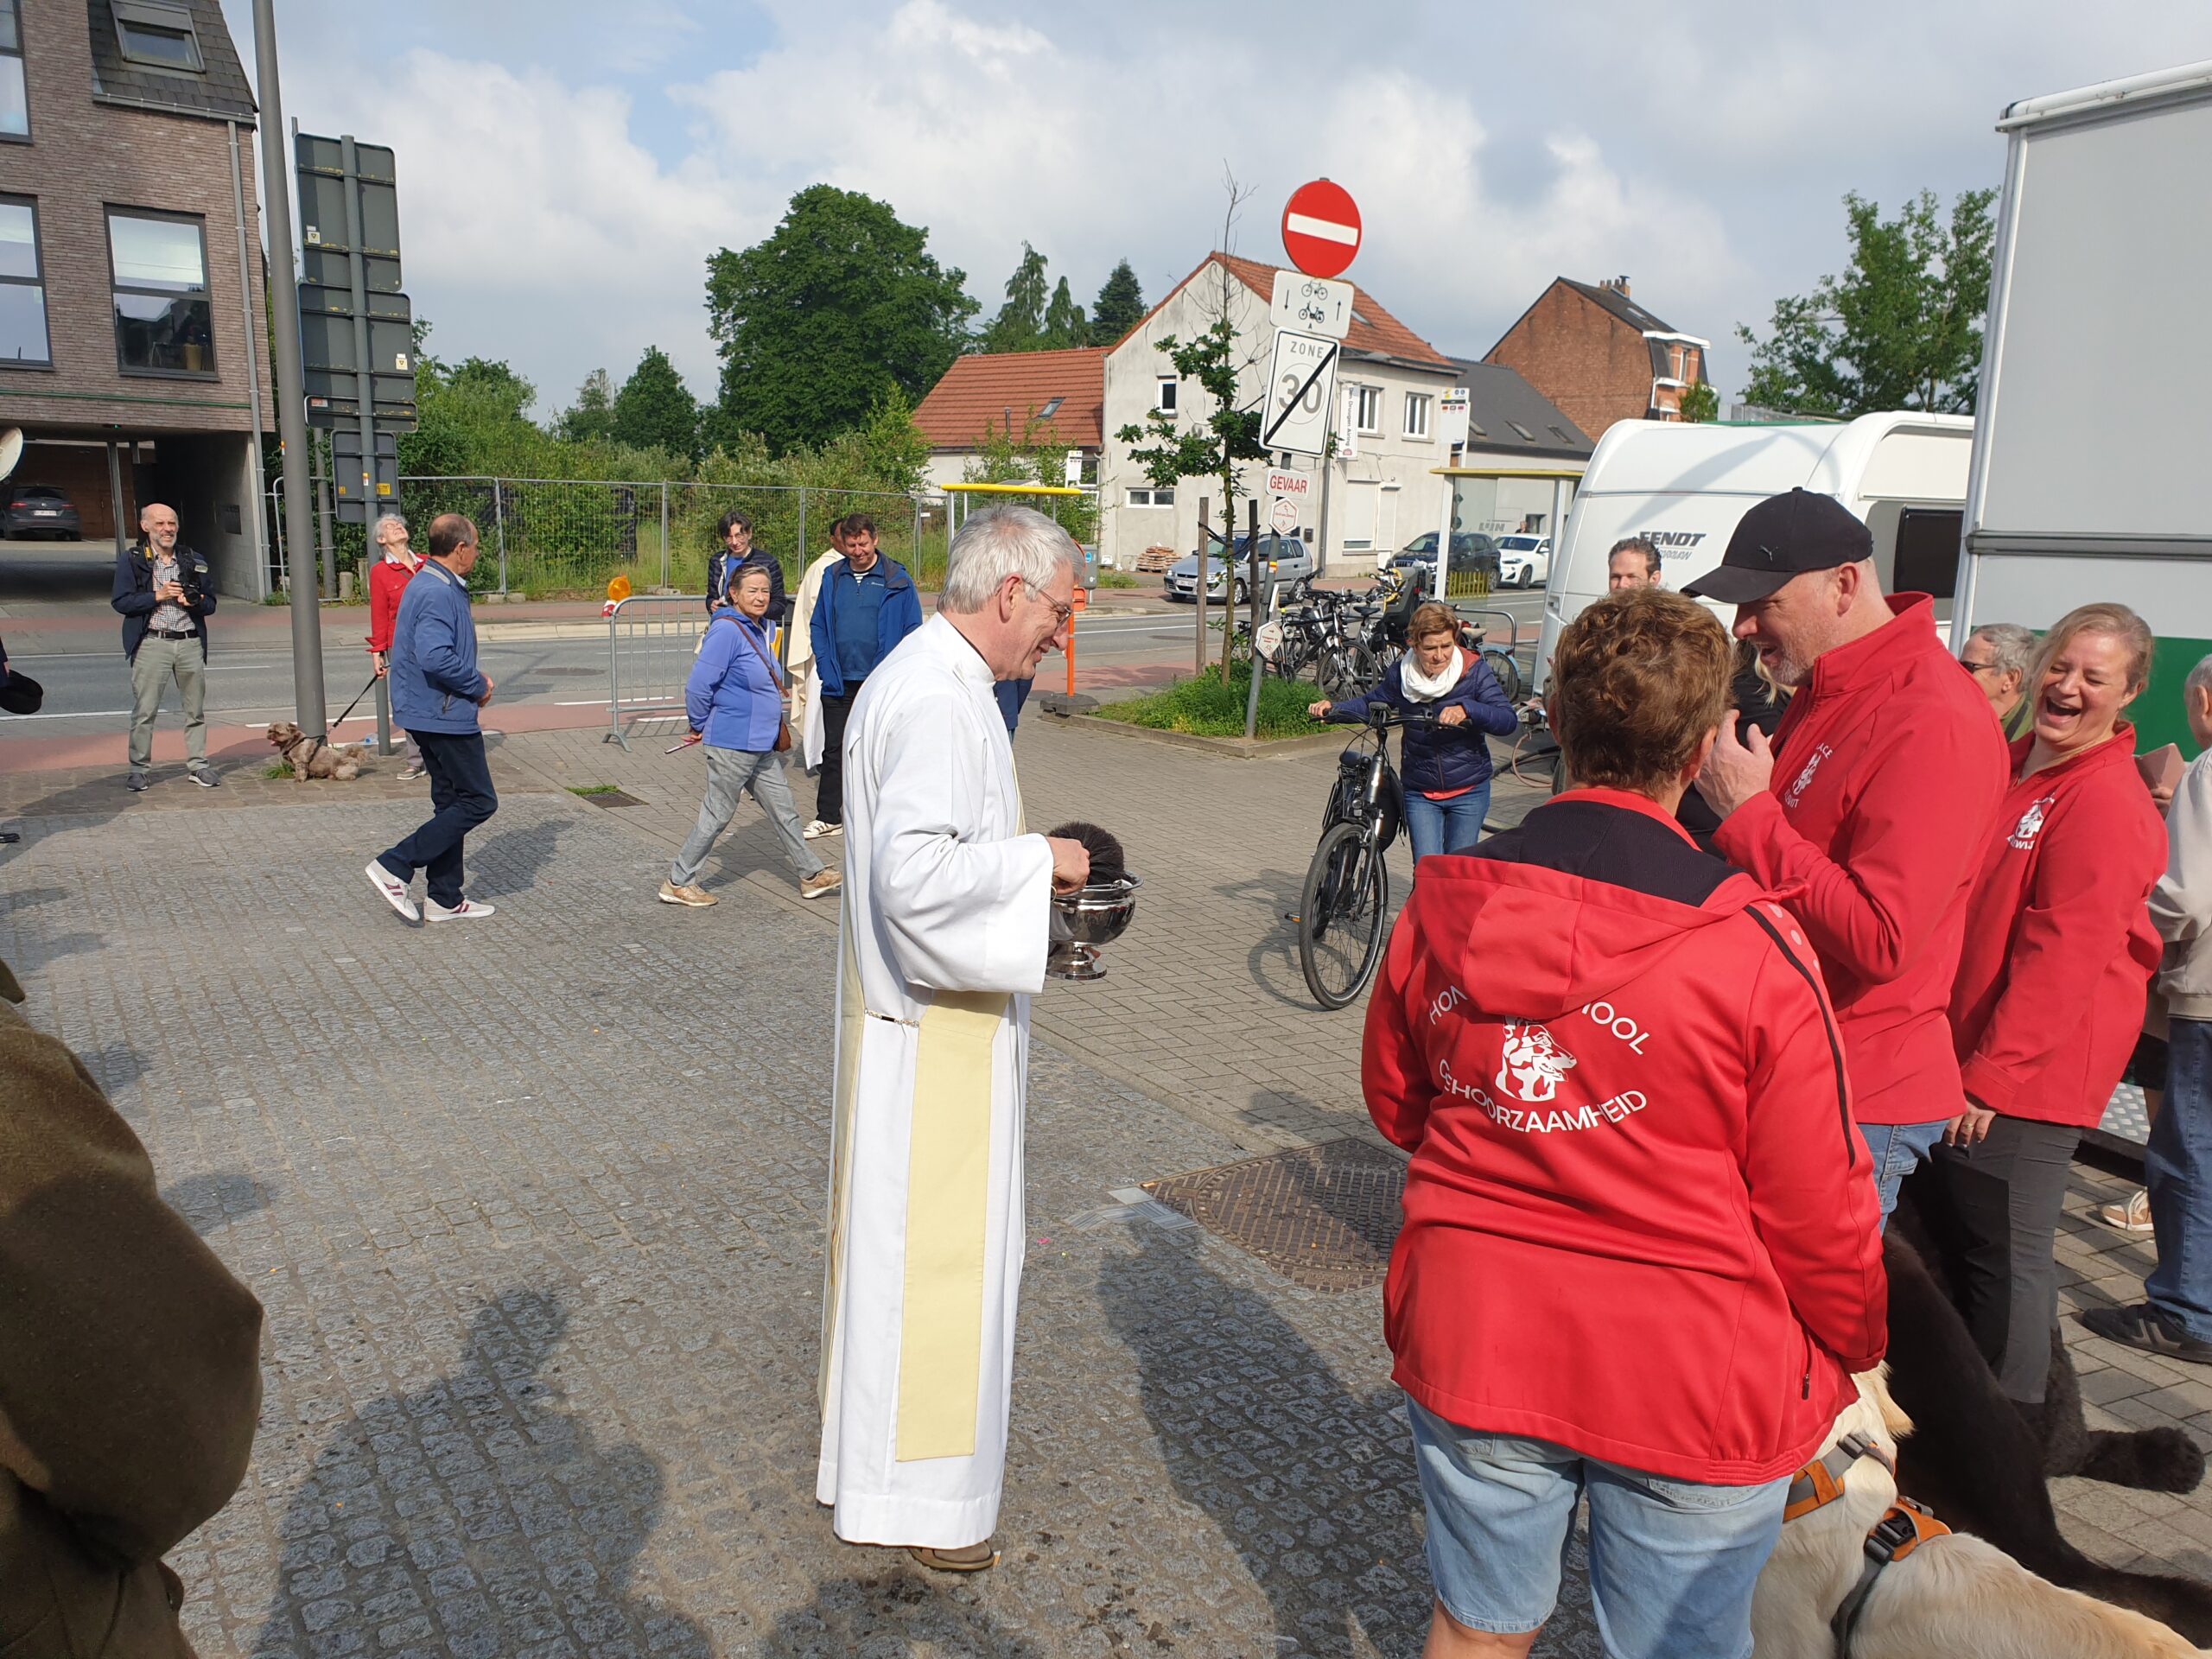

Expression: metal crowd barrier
xmin=604 ymin=594 xmax=796 ymax=747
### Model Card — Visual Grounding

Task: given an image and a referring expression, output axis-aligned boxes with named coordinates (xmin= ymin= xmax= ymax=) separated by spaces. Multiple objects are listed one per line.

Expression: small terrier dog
xmin=265 ymin=721 xmax=364 ymax=781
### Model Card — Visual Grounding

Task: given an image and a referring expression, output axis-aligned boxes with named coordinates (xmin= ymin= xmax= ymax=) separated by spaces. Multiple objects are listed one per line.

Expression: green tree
xmin=1090 ymin=259 xmax=1145 ymax=346
xmin=558 ymin=367 xmax=616 ymax=442
xmin=983 ymin=242 xmax=1050 ymax=353
xmin=1738 ymin=188 xmax=1997 ymax=416
xmin=960 ymin=410 xmax=1096 ymax=544
xmin=705 ymin=184 xmax=977 ymax=454
xmin=610 ymin=346 xmax=701 ymax=459
xmin=1041 ymin=276 xmax=1088 ymax=349
xmin=1679 ymin=381 xmax=1719 ymax=423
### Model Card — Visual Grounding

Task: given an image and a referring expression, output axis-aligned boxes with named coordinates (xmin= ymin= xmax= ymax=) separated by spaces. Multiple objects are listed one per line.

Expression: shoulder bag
xmin=724 ymin=613 xmax=793 ymax=752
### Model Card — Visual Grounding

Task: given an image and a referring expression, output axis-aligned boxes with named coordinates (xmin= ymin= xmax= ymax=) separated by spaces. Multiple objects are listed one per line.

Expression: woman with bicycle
xmin=1307 ymin=601 xmax=1516 ymax=861
xmin=1362 ymin=588 xmax=1885 ymax=1659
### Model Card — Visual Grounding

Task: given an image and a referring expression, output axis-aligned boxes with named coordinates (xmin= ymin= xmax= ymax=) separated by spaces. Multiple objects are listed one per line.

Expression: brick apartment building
xmin=0 ymin=0 xmax=272 ymax=595
xmin=1484 ymin=276 xmax=1709 ymax=439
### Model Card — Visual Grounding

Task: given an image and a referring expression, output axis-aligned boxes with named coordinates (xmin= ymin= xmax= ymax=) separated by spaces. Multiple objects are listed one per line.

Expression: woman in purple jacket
xmin=1311 ymin=601 xmax=1518 ymax=860
xmin=659 ymin=565 xmax=842 ymax=907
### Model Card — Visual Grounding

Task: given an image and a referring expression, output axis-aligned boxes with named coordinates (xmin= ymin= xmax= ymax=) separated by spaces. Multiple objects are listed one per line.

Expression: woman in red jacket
xmin=1934 ymin=602 xmax=2166 ymax=1417
xmin=1363 ymin=588 xmax=1885 ymax=1659
xmin=365 ymin=512 xmax=426 ymax=779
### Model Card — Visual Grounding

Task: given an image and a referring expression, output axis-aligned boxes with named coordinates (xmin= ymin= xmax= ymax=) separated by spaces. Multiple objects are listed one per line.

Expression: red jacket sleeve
xmin=1738 ymin=908 xmax=1888 ymax=1373
xmin=1362 ymin=913 xmax=1432 ymax=1154
xmin=1961 ymin=787 xmax=2166 ymax=1116
xmin=366 ymin=565 xmax=404 ymax=652
xmin=1716 ymin=708 xmax=2004 ymax=988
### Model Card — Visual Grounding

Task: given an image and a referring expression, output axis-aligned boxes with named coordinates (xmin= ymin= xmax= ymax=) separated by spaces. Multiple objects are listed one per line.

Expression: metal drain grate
xmin=581 ymin=789 xmax=645 ymax=808
xmin=1143 ymin=1139 xmax=1407 ymax=1292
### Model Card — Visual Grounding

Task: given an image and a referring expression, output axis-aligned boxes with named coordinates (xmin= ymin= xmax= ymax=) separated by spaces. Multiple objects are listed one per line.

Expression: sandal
xmin=908 ymin=1541 xmax=1000 ymax=1573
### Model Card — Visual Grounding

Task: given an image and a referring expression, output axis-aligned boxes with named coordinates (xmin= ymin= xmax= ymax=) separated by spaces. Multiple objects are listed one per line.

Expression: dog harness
xmin=1828 ymin=1498 xmax=1953 ymax=1656
xmin=1783 ymin=1431 xmax=1881 ymax=1522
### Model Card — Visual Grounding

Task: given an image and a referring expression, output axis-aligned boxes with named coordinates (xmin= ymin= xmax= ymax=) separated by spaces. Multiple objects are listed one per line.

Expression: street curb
xmin=1065 ymin=714 xmax=1346 ymax=760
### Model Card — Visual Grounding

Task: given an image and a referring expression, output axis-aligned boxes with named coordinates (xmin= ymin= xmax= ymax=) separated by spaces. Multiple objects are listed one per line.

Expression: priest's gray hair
xmin=2188 ymin=651 xmax=2212 ymax=699
xmin=1967 ymin=621 xmax=2035 ymax=679
xmin=940 ymin=505 xmax=1079 ymax=613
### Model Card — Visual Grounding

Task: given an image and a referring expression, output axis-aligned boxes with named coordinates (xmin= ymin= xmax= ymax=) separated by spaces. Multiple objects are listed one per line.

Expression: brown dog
xmin=264 ymin=721 xmax=363 ymax=781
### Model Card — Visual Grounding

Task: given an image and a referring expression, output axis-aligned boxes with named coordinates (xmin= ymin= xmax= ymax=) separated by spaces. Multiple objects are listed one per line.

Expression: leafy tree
xmin=705 ymin=184 xmax=977 ymax=454
xmin=984 ymin=242 xmax=1051 ymax=353
xmin=960 ymin=410 xmax=1096 ymax=543
xmin=1041 ymin=277 xmax=1088 ymax=350
xmin=1737 ymin=188 xmax=1996 ymax=416
xmin=849 ymin=387 xmax=931 ymax=496
xmin=1678 ymin=381 xmax=1719 ymax=423
xmin=610 ymin=346 xmax=701 ymax=459
xmin=559 ymin=368 xmax=616 ymax=442
xmin=1090 ymin=259 xmax=1145 ymax=346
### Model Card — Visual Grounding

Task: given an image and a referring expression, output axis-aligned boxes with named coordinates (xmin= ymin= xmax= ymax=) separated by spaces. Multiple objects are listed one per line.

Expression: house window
xmin=107 ymin=209 xmax=216 ymax=376
xmin=113 ymin=0 xmax=204 ymax=73
xmin=1037 ymin=397 xmax=1064 ymax=420
xmin=1127 ymin=486 xmax=1174 ymax=508
xmin=0 ymin=0 xmax=28 ymax=140
xmin=1403 ymin=392 xmax=1432 ymax=441
xmin=1353 ymin=385 xmax=1382 ymax=434
xmin=0 ymin=196 xmax=49 ymax=365
xmin=1155 ymin=376 xmax=1178 ymax=414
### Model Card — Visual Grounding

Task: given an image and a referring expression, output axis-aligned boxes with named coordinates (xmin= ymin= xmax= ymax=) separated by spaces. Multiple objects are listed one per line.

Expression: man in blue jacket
xmin=112 ymin=502 xmax=219 ymax=791
xmin=365 ymin=514 xmax=499 ymax=923
xmin=804 ymin=514 xmax=921 ymax=835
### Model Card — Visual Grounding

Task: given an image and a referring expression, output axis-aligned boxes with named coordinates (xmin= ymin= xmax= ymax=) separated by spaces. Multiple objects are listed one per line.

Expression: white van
xmin=1533 ymin=413 xmax=1974 ymax=695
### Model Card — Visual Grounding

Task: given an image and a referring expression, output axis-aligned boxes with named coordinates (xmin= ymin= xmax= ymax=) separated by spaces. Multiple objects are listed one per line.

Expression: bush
xmin=1095 ymin=664 xmax=1328 ymax=740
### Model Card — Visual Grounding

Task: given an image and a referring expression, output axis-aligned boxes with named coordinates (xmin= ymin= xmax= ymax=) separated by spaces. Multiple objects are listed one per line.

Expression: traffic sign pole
xmin=340 ymin=134 xmax=381 ymax=669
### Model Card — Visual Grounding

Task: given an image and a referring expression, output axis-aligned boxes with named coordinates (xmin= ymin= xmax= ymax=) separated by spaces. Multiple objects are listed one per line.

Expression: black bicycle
xmin=1294 ymin=703 xmax=1434 ymax=1008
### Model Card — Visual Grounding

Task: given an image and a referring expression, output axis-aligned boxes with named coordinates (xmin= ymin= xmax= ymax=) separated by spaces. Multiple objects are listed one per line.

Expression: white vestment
xmin=787 ymin=547 xmax=842 ymax=770
xmin=816 ymin=613 xmax=1053 ymax=1548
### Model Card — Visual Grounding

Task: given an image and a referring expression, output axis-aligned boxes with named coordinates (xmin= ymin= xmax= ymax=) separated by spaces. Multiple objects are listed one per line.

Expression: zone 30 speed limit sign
xmin=1262 ymin=328 xmax=1339 ymax=459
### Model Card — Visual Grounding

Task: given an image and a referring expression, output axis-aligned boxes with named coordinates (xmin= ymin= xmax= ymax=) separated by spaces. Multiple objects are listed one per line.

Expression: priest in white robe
xmin=817 ymin=505 xmax=1090 ymax=1572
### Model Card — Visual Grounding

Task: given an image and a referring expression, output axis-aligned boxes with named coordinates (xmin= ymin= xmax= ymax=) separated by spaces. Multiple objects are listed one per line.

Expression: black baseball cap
xmin=1682 ymin=489 xmax=1873 ymax=605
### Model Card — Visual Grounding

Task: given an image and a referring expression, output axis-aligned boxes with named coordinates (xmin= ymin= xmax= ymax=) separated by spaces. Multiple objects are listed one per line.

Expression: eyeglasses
xmin=1960 ymin=656 xmax=2000 ymax=676
xmin=1020 ymin=578 xmax=1074 ymax=629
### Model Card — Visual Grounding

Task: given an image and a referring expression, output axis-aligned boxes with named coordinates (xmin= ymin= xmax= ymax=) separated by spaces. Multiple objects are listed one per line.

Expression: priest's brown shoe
xmin=908 ymin=1541 xmax=999 ymax=1573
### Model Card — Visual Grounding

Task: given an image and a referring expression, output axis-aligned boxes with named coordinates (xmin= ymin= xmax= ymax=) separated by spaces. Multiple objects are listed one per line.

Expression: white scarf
xmin=1401 ymin=645 xmax=1465 ymax=703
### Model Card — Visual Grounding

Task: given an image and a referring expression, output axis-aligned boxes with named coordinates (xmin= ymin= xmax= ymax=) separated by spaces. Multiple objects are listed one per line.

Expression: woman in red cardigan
xmin=1934 ymin=601 xmax=2166 ymax=1420
xmin=365 ymin=512 xmax=426 ymax=779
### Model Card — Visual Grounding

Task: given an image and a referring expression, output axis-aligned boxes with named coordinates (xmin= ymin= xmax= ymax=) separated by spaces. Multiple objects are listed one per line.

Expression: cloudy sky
xmin=219 ymin=1 xmax=2212 ymax=421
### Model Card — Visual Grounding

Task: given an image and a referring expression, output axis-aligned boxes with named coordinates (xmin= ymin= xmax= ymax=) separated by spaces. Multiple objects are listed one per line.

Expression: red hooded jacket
xmin=1364 ymin=790 xmax=1887 ymax=1485
xmin=1713 ymin=595 xmax=2010 ymax=1126
xmin=1949 ymin=728 xmax=2166 ymax=1128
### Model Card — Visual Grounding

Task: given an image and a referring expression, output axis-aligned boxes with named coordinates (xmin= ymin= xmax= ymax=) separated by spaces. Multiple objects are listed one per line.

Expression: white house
xmin=910 ymin=346 xmax=1105 ymax=492
xmin=1097 ymin=253 xmax=1460 ymax=575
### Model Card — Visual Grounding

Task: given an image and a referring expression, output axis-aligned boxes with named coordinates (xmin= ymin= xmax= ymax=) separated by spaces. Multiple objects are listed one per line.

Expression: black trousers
xmin=1929 ymin=1115 xmax=2082 ymax=1402
xmin=378 ymin=730 xmax=498 ymax=907
xmin=817 ymin=690 xmax=858 ymax=825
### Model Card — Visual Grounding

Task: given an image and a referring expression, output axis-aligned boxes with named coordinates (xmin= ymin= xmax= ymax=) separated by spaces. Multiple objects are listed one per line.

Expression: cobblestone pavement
xmin=0 ymin=721 xmax=2206 ymax=1658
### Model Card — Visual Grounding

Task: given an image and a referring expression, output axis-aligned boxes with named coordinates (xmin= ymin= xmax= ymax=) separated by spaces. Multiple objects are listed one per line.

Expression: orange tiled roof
xmin=912 ymin=347 xmax=1107 ymax=451
xmin=1126 ymin=253 xmax=1456 ymax=373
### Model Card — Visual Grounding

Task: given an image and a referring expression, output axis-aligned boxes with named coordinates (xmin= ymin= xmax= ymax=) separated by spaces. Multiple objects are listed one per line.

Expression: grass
xmin=1095 ymin=569 xmax=1140 ymax=589
xmin=568 ymin=784 xmax=621 ymax=797
xmin=1093 ymin=664 xmax=1331 ymax=741
xmin=261 ymin=763 xmax=293 ymax=779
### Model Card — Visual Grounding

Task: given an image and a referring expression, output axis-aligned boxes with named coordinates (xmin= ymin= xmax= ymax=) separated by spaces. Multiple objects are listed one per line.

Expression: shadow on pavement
xmin=76 ymin=1038 xmax=151 ymax=1096
xmin=0 ymin=884 xmax=108 ymax=976
xmin=251 ymin=1288 xmax=709 ymax=1659
xmin=161 ymin=1167 xmax=276 ymax=1236
xmin=755 ymin=1576 xmax=1047 ymax=1658
xmin=464 ymin=817 xmax=569 ymax=899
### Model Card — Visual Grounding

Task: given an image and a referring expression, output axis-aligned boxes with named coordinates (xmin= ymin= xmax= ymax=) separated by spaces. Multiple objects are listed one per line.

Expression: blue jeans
xmin=1859 ymin=1118 xmax=1949 ymax=1230
xmin=670 ymin=746 xmax=823 ymax=887
xmin=377 ymin=730 xmax=497 ymax=908
xmin=1403 ymin=783 xmax=1491 ymax=862
xmin=2148 ymin=1017 xmax=2212 ymax=1342
xmin=1406 ymin=1399 xmax=1787 ymax=1659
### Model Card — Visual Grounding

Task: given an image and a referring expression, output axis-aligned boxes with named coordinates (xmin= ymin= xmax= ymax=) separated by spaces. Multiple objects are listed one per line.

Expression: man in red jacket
xmin=1690 ymin=490 xmax=2009 ymax=1222
xmin=1366 ymin=588 xmax=1885 ymax=1659
xmin=365 ymin=512 xmax=426 ymax=780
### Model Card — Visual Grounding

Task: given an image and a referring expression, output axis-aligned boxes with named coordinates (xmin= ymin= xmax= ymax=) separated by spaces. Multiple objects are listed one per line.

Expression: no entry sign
xmin=1281 ymin=179 xmax=1362 ymax=279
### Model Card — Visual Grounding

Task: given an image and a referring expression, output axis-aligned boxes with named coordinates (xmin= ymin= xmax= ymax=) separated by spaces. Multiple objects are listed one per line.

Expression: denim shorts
xmin=1405 ymin=1398 xmax=1789 ymax=1659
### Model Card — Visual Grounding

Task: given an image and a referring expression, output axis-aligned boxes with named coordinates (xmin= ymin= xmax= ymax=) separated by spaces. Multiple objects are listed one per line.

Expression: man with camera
xmin=111 ymin=501 xmax=219 ymax=791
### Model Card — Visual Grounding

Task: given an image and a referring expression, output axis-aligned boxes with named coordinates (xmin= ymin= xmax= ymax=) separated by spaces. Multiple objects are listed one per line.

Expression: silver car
xmin=1165 ymin=531 xmax=1315 ymax=604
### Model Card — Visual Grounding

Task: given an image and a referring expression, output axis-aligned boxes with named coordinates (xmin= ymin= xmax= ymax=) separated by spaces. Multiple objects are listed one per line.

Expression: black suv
xmin=2 ymin=485 xmax=82 ymax=540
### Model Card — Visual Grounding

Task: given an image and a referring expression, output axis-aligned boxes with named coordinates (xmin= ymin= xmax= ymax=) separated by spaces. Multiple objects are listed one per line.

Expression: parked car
xmin=1386 ymin=530 xmax=1497 ymax=585
xmin=1497 ymin=533 xmax=1552 ymax=588
xmin=3 ymin=485 xmax=81 ymax=540
xmin=1165 ymin=530 xmax=1315 ymax=604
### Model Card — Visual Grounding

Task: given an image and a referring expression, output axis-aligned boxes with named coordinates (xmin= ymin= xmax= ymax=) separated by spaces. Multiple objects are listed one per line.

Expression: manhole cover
xmin=1143 ymin=1139 xmax=1406 ymax=1292
xmin=581 ymin=789 xmax=644 ymax=808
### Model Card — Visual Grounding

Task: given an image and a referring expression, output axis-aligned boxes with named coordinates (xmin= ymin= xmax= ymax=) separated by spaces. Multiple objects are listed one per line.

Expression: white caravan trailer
xmin=1955 ymin=60 xmax=2212 ymax=754
xmin=1533 ymin=414 xmax=1974 ymax=695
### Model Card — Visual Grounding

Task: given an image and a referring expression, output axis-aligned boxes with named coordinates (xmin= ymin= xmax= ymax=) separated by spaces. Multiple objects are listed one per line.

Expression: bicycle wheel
xmin=1298 ymin=822 xmax=1391 ymax=1009
xmin=1480 ymin=646 xmax=1524 ymax=704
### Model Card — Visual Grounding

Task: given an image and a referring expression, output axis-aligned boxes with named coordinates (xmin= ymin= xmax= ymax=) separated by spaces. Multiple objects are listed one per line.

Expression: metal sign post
xmin=1243 ymin=497 xmax=1264 ymax=740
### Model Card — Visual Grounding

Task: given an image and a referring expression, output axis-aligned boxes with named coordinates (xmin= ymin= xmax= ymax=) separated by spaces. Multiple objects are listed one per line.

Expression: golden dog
xmin=1752 ymin=1368 xmax=2206 ymax=1657
xmin=264 ymin=721 xmax=364 ymax=782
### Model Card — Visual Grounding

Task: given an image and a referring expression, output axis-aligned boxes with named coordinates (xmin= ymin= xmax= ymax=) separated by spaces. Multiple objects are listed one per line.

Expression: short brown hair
xmin=2031 ymin=602 xmax=2154 ymax=696
xmin=428 ymin=513 xmax=478 ymax=559
xmin=1553 ymin=588 xmax=1732 ymax=791
xmin=1608 ymin=536 xmax=1661 ymax=578
xmin=1408 ymin=601 xmax=1458 ymax=645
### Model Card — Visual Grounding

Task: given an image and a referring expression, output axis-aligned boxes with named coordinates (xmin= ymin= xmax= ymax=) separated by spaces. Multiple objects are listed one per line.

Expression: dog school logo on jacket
xmin=1497 ymin=1022 xmax=1576 ymax=1103
xmin=2007 ymin=797 xmax=2055 ymax=851
xmin=1432 ymin=997 xmax=1651 ymax=1135
xmin=1783 ymin=742 xmax=1834 ymax=809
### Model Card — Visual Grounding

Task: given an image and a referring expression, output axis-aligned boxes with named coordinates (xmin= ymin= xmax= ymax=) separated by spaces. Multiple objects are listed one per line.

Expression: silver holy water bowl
xmin=1046 ymin=874 xmax=1141 ymax=981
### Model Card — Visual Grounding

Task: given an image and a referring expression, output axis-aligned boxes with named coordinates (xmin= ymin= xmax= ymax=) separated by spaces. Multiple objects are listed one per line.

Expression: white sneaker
xmin=366 ymin=861 xmax=420 ymax=922
xmin=804 ymin=819 xmax=841 ymax=840
xmin=423 ymin=896 xmax=497 ymax=921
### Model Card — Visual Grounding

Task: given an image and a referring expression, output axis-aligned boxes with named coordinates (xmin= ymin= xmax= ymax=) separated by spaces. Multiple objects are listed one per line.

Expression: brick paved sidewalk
xmin=0 ymin=718 xmax=2205 ymax=1658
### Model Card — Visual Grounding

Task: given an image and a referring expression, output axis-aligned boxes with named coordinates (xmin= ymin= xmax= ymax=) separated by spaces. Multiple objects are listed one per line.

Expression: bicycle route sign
xmin=1262 ymin=327 xmax=1340 ymax=458
xmin=1269 ymin=496 xmax=1300 ymax=534
xmin=1269 ymin=270 xmax=1355 ymax=340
